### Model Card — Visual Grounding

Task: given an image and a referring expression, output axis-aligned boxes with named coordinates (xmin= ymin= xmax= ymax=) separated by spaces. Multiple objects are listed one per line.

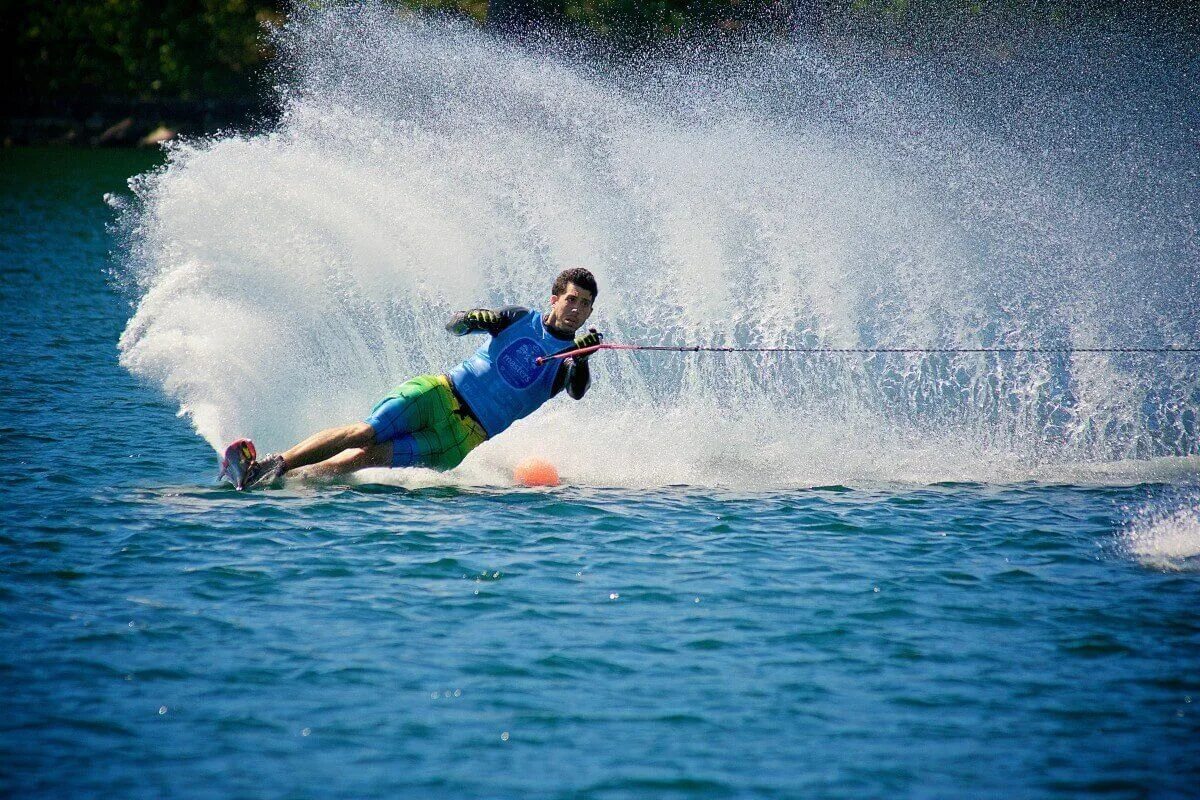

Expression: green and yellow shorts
xmin=365 ymin=374 xmax=488 ymax=470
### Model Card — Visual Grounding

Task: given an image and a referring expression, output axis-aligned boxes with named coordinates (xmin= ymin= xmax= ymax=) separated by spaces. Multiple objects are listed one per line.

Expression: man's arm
xmin=552 ymin=358 xmax=590 ymax=399
xmin=551 ymin=328 xmax=601 ymax=399
xmin=446 ymin=306 xmax=528 ymax=337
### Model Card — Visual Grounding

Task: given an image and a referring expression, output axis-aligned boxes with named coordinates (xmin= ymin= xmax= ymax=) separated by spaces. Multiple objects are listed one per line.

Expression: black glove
xmin=573 ymin=328 xmax=603 ymax=359
xmin=446 ymin=309 xmax=501 ymax=336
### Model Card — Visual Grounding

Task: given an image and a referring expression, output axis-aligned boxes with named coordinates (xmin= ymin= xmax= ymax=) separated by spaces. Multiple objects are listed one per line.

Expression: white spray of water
xmin=1125 ymin=502 xmax=1200 ymax=572
xmin=116 ymin=4 xmax=1199 ymax=488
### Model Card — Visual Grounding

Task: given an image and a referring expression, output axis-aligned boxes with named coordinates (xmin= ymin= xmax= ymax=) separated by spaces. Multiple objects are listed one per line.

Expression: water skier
xmin=222 ymin=268 xmax=602 ymax=488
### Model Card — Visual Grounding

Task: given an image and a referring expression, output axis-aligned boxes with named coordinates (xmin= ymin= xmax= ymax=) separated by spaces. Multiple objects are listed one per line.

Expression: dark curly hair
xmin=552 ymin=267 xmax=598 ymax=299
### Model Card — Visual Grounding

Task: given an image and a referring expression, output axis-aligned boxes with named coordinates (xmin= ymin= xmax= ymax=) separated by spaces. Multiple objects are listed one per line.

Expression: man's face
xmin=547 ymin=282 xmax=594 ymax=335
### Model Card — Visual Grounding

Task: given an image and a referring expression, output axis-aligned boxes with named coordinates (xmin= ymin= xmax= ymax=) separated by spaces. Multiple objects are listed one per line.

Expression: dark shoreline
xmin=8 ymin=6 xmax=1195 ymax=150
xmin=1 ymin=97 xmax=268 ymax=148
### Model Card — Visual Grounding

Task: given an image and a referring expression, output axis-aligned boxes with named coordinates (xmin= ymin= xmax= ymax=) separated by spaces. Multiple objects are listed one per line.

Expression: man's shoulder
xmin=496 ymin=306 xmax=531 ymax=328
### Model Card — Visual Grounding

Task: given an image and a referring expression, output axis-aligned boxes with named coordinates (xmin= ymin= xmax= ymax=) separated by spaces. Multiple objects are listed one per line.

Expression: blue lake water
xmin=2 ymin=146 xmax=1198 ymax=798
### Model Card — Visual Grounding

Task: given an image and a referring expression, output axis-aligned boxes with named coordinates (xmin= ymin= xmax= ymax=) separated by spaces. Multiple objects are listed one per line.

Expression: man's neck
xmin=542 ymin=313 xmax=574 ymax=341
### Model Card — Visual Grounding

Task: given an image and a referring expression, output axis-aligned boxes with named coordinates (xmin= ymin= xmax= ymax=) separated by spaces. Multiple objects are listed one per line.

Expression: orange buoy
xmin=514 ymin=457 xmax=560 ymax=487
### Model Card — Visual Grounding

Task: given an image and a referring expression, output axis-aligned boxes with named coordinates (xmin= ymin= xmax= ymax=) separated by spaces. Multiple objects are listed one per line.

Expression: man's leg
xmin=279 ymin=422 xmax=377 ymax=474
xmin=278 ymin=377 xmax=439 ymax=478
xmin=276 ymin=375 xmax=478 ymax=479
xmin=389 ymin=412 xmax=486 ymax=470
xmin=291 ymin=439 xmax=394 ymax=478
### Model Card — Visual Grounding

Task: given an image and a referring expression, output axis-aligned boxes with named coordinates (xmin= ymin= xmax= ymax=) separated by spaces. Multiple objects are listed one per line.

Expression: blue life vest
xmin=448 ymin=309 xmax=571 ymax=437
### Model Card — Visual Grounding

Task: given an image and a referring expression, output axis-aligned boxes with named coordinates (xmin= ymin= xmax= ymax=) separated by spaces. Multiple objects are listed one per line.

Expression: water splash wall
xmin=116 ymin=2 xmax=1199 ymax=487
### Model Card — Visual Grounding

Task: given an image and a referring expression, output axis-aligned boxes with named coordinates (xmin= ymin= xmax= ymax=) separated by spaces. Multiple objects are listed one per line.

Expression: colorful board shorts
xmin=365 ymin=374 xmax=488 ymax=470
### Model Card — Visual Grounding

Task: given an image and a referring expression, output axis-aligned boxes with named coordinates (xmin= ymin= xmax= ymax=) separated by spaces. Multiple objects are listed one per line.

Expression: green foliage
xmin=12 ymin=0 xmax=285 ymax=100
xmin=10 ymin=0 xmax=1195 ymax=104
xmin=405 ymin=0 xmax=489 ymax=23
xmin=11 ymin=0 xmax=779 ymax=104
xmin=563 ymin=1 xmax=692 ymax=38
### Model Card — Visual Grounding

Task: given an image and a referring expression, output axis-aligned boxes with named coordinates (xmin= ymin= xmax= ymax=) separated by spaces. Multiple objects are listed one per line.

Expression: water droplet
xmin=158 ymin=706 xmax=167 ymax=715
xmin=500 ymin=731 xmax=510 ymax=741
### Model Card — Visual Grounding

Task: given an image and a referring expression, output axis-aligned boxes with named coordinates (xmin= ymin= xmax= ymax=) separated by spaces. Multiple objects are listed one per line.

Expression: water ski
xmin=219 ymin=439 xmax=285 ymax=490
xmin=219 ymin=439 xmax=258 ymax=489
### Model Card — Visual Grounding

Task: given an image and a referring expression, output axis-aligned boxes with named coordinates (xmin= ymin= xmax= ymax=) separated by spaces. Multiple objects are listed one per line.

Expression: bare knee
xmin=297 ymin=441 xmax=391 ymax=478
xmin=344 ymin=422 xmax=377 ymax=448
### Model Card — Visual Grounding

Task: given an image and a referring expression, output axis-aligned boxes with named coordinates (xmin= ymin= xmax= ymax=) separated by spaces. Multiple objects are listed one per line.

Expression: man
xmin=224 ymin=268 xmax=601 ymax=488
